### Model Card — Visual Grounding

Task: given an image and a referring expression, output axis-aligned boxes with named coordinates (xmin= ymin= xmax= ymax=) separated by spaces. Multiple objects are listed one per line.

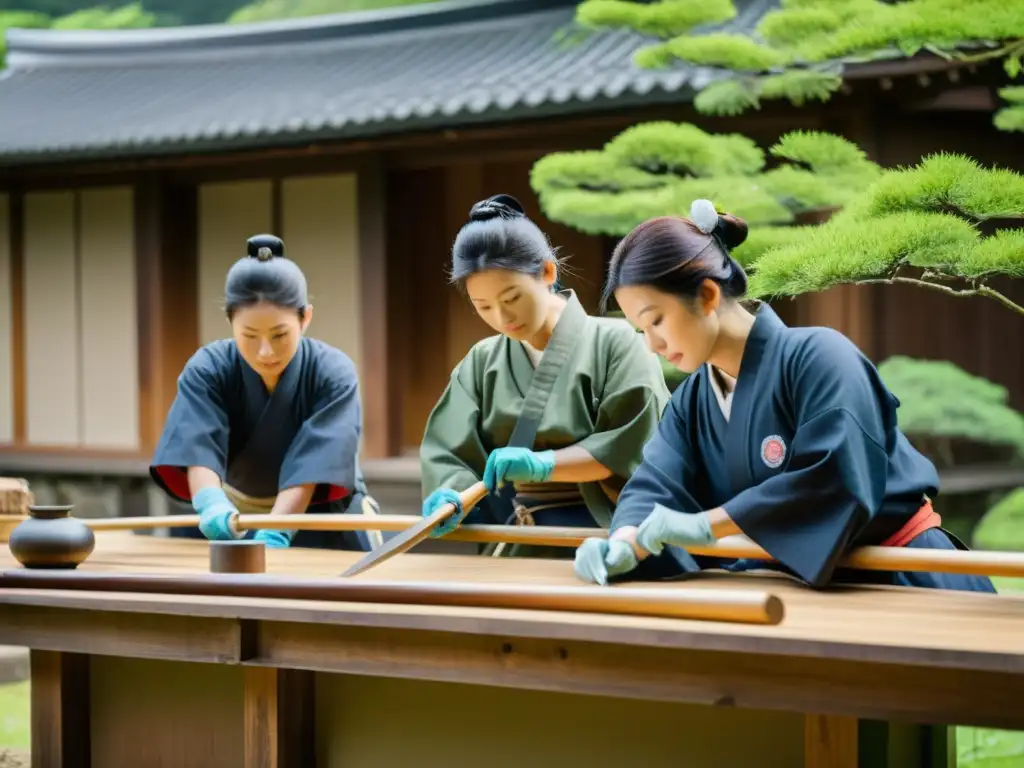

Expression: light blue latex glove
xmin=422 ymin=488 xmax=466 ymax=538
xmin=636 ymin=503 xmax=715 ymax=556
xmin=483 ymin=447 xmax=556 ymax=492
xmin=254 ymin=529 xmax=293 ymax=549
xmin=573 ymin=537 xmax=639 ymax=586
xmin=193 ymin=487 xmax=242 ymax=541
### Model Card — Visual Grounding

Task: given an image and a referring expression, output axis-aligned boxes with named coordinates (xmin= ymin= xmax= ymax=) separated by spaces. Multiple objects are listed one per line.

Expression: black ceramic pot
xmin=8 ymin=505 xmax=95 ymax=569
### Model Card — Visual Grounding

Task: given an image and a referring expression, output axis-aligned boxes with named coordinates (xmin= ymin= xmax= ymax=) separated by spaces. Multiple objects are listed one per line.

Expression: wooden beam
xmin=253 ymin=621 xmax=1024 ymax=731
xmin=9 ymin=191 xmax=24 ymax=444
xmin=357 ymin=163 xmax=400 ymax=459
xmin=0 ymin=103 xmax=828 ymax=184
xmin=903 ymin=86 xmax=999 ymax=113
xmin=29 ymin=650 xmax=91 ymax=768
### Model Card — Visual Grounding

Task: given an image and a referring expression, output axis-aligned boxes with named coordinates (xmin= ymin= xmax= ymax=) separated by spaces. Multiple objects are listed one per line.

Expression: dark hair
xmin=449 ymin=194 xmax=562 ymax=287
xmin=224 ymin=234 xmax=309 ymax=320
xmin=601 ymin=199 xmax=749 ymax=313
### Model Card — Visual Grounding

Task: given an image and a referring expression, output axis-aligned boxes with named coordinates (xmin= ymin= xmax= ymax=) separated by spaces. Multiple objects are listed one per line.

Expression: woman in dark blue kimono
xmin=574 ymin=200 xmax=996 ymax=594
xmin=149 ymin=234 xmax=381 ymax=552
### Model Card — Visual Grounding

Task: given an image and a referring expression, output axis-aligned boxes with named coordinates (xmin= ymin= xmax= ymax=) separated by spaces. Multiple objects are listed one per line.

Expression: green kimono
xmin=419 ymin=289 xmax=671 ymax=557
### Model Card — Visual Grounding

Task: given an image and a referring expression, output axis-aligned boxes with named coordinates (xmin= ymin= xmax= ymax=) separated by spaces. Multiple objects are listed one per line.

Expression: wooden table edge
xmin=0 ymin=585 xmax=1020 ymax=677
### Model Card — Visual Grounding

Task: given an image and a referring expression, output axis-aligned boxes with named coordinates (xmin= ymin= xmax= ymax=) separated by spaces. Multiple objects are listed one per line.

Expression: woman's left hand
xmin=483 ymin=447 xmax=555 ymax=491
xmin=254 ymin=529 xmax=292 ymax=549
xmin=636 ymin=504 xmax=715 ymax=555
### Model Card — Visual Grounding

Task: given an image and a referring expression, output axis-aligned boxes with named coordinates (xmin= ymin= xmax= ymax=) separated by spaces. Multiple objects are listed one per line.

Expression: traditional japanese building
xmin=0 ymin=0 xmax=1020 ymax=518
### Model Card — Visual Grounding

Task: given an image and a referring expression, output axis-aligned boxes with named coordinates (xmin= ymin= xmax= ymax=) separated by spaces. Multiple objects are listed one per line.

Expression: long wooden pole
xmin=0 ymin=569 xmax=786 ymax=625
xmin=3 ymin=513 xmax=1023 ymax=578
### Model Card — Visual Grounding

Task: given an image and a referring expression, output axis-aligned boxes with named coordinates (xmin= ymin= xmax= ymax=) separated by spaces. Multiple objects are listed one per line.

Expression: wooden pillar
xmin=134 ymin=175 xmax=199 ymax=452
xmin=358 ymin=162 xmax=402 ymax=459
xmin=243 ymin=666 xmax=315 ymax=768
xmin=9 ymin=190 xmax=25 ymax=444
xmin=30 ymin=650 xmax=90 ymax=768
xmin=443 ymin=164 xmax=487 ymax=366
xmin=390 ymin=167 xmax=450 ymax=449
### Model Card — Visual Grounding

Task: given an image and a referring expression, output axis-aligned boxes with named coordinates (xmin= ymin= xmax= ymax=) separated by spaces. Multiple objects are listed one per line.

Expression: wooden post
xmin=134 ymin=176 xmax=198 ymax=452
xmin=30 ymin=650 xmax=90 ymax=768
xmin=9 ymin=190 xmax=25 ymax=444
xmin=357 ymin=162 xmax=401 ymax=459
xmin=804 ymin=713 xmax=858 ymax=768
xmin=243 ymin=666 xmax=315 ymax=768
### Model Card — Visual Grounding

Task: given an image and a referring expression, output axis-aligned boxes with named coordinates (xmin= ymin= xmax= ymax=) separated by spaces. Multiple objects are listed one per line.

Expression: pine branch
xmin=858 ymin=275 xmax=1024 ymax=315
xmin=950 ymin=38 xmax=1024 ymax=64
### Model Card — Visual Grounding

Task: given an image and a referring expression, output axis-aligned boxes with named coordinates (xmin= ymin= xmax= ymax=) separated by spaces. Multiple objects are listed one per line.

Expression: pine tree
xmin=531 ymin=122 xmax=881 ymax=267
xmin=878 ymin=356 xmax=1024 ymax=467
xmin=532 ymin=123 xmax=1024 ymax=315
xmin=574 ymin=0 xmax=1024 ymax=132
xmin=748 ymin=152 xmax=1024 ymax=315
xmin=973 ymin=487 xmax=1024 ymax=550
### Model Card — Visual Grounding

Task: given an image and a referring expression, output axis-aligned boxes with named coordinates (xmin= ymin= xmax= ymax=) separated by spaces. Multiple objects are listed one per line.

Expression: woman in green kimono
xmin=418 ymin=194 xmax=671 ymax=557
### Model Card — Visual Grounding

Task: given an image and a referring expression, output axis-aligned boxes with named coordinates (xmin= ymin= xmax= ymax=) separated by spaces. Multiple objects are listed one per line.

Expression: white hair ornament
xmin=689 ymin=199 xmax=720 ymax=235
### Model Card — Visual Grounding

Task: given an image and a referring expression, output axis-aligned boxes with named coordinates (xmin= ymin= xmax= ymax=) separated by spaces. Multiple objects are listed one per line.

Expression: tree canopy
xmin=0 ymin=0 xmax=441 ymax=44
xmin=973 ymin=487 xmax=1024 ymax=550
xmin=532 ymin=120 xmax=1024 ymax=315
xmin=228 ymin=0 xmax=434 ymax=25
xmin=574 ymin=0 xmax=1024 ymax=132
xmin=530 ymin=122 xmax=881 ymax=266
xmin=748 ymin=152 xmax=1024 ymax=314
xmin=878 ymin=356 xmax=1024 ymax=466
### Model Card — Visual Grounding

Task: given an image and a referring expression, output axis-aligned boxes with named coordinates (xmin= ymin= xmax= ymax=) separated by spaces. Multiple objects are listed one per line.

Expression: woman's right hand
xmin=422 ymin=488 xmax=466 ymax=538
xmin=193 ymin=487 xmax=242 ymax=541
xmin=573 ymin=537 xmax=639 ymax=586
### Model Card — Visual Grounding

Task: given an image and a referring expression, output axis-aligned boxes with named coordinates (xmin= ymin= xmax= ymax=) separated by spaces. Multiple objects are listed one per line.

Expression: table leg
xmin=805 ymin=713 xmax=858 ymax=768
xmin=243 ymin=666 xmax=315 ymax=768
xmin=30 ymin=650 xmax=90 ymax=768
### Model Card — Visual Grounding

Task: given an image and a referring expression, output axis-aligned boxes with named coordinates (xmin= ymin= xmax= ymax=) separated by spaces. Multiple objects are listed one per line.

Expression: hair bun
xmin=688 ymin=199 xmax=747 ymax=250
xmin=247 ymin=234 xmax=285 ymax=262
xmin=716 ymin=213 xmax=748 ymax=249
xmin=469 ymin=194 xmax=525 ymax=223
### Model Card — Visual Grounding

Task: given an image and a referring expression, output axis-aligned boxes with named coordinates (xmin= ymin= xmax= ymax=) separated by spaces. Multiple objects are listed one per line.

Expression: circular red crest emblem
xmin=761 ymin=435 xmax=786 ymax=469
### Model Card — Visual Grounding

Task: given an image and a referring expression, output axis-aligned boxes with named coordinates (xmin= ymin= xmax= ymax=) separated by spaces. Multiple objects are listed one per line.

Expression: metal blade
xmin=340 ymin=505 xmax=456 ymax=577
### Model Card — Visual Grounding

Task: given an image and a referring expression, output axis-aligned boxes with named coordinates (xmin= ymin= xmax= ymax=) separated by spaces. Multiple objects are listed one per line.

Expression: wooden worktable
xmin=1 ymin=533 xmax=1021 ymax=767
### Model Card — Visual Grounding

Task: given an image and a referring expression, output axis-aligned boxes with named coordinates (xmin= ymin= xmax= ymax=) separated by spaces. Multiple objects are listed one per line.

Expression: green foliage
xmin=574 ymin=0 xmax=1024 ymax=132
xmin=748 ymin=153 xmax=1024 ymax=313
xmin=530 ymin=122 xmax=880 ymax=266
xmin=994 ymin=86 xmax=1024 ymax=132
xmin=877 ymin=356 xmax=1024 ymax=463
xmin=973 ymin=488 xmax=1024 ymax=551
xmin=0 ymin=3 xmax=156 ymax=64
xmin=0 ymin=10 xmax=48 ymax=60
xmin=576 ymin=0 xmax=736 ymax=38
xmin=637 ymin=32 xmax=790 ymax=71
xmin=228 ymin=0 xmax=434 ymax=23
xmin=50 ymin=2 xmax=155 ymax=27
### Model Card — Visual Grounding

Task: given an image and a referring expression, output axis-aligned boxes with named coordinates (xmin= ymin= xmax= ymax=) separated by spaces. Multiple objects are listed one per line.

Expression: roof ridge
xmin=5 ymin=0 xmax=576 ymax=65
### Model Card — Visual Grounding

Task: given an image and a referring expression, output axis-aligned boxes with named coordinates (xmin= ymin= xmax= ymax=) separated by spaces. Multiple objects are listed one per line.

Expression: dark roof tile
xmin=0 ymin=0 xmax=775 ymax=164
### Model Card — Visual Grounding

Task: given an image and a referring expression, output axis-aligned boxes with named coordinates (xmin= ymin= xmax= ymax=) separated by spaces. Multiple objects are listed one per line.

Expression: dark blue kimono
xmin=150 ymin=336 xmax=375 ymax=551
xmin=613 ymin=304 xmax=995 ymax=593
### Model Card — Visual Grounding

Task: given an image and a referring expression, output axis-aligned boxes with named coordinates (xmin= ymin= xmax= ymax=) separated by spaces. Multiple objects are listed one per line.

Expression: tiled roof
xmin=0 ymin=0 xmax=775 ymax=165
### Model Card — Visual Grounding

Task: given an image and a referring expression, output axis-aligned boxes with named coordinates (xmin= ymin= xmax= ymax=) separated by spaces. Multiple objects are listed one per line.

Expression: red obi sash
xmin=880 ymin=498 xmax=941 ymax=547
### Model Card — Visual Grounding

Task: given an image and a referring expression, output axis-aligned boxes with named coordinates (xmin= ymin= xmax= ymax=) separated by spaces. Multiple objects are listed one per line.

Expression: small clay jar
xmin=8 ymin=505 xmax=96 ymax=569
